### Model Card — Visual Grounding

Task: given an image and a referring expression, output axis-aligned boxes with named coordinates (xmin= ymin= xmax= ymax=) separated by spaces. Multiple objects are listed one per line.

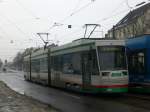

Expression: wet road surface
xmin=0 ymin=70 xmax=150 ymax=112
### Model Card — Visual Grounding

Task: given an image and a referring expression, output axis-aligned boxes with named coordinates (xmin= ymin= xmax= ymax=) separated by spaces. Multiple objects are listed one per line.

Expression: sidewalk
xmin=0 ymin=81 xmax=58 ymax=112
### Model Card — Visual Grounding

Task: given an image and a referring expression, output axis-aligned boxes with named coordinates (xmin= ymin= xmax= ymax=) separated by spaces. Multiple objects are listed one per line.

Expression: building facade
xmin=106 ymin=3 xmax=150 ymax=39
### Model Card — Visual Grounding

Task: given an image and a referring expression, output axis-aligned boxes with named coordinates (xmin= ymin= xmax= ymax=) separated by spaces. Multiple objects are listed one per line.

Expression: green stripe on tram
xmin=91 ymin=87 xmax=128 ymax=93
xmin=81 ymin=87 xmax=128 ymax=93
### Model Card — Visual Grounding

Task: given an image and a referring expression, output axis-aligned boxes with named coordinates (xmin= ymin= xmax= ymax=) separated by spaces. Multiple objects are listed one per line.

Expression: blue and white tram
xmin=126 ymin=34 xmax=150 ymax=93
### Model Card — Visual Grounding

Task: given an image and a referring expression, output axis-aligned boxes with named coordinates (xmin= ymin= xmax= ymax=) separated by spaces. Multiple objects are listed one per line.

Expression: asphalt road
xmin=0 ymin=70 xmax=150 ymax=112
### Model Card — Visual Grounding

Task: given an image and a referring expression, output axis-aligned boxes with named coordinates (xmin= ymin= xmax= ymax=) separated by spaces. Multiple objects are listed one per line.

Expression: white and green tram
xmin=24 ymin=38 xmax=128 ymax=93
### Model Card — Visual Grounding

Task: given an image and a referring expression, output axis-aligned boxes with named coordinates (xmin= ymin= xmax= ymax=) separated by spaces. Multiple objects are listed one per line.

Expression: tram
xmin=24 ymin=38 xmax=128 ymax=93
xmin=126 ymin=34 xmax=150 ymax=93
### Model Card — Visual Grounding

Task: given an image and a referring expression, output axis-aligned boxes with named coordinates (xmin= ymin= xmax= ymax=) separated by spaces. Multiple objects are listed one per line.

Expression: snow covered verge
xmin=0 ymin=81 xmax=58 ymax=112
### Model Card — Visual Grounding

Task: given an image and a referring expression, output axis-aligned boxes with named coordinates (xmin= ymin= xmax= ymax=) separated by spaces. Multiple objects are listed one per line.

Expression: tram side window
xmin=23 ymin=61 xmax=29 ymax=72
xmin=82 ymin=50 xmax=99 ymax=75
xmin=62 ymin=53 xmax=81 ymax=75
xmin=23 ymin=61 xmax=26 ymax=72
xmin=31 ymin=59 xmax=40 ymax=73
xmin=40 ymin=58 xmax=48 ymax=73
xmin=72 ymin=53 xmax=81 ymax=74
xmin=91 ymin=50 xmax=99 ymax=75
xmin=51 ymin=56 xmax=62 ymax=72
xmin=62 ymin=54 xmax=73 ymax=74
xmin=128 ymin=51 xmax=146 ymax=74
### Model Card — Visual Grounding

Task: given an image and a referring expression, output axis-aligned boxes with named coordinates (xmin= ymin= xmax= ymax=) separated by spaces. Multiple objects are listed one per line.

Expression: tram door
xmin=82 ymin=51 xmax=92 ymax=89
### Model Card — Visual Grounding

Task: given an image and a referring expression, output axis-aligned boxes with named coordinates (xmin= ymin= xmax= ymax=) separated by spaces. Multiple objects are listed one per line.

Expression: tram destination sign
xmin=99 ymin=46 xmax=124 ymax=52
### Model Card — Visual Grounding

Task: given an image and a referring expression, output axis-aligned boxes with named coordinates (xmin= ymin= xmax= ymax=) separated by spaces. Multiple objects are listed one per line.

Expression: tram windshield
xmin=98 ymin=46 xmax=127 ymax=70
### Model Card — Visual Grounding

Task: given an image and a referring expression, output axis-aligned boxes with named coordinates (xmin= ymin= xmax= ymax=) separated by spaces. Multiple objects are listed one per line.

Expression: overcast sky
xmin=0 ymin=0 xmax=148 ymax=61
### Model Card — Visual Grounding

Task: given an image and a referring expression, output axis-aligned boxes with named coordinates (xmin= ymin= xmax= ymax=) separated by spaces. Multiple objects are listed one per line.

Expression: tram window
xmin=23 ymin=62 xmax=26 ymax=72
xmin=128 ymin=50 xmax=146 ymax=74
xmin=72 ymin=53 xmax=81 ymax=74
xmin=98 ymin=46 xmax=127 ymax=70
xmin=51 ymin=56 xmax=62 ymax=71
xmin=62 ymin=53 xmax=81 ymax=75
xmin=31 ymin=59 xmax=40 ymax=73
xmin=81 ymin=50 xmax=99 ymax=75
xmin=51 ymin=50 xmax=99 ymax=75
xmin=91 ymin=50 xmax=99 ymax=75
xmin=24 ymin=61 xmax=30 ymax=72
xmin=23 ymin=61 xmax=28 ymax=72
xmin=40 ymin=58 xmax=48 ymax=73
xmin=62 ymin=54 xmax=72 ymax=74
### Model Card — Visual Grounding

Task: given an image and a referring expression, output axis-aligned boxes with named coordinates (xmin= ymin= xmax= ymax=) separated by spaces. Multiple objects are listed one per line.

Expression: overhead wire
xmin=60 ymin=0 xmax=96 ymax=23
xmin=3 ymin=15 xmax=31 ymax=38
xmin=55 ymin=0 xmax=147 ymax=41
xmin=95 ymin=0 xmax=150 ymax=37
xmin=71 ymin=0 xmax=83 ymax=14
xmin=57 ymin=0 xmax=129 ymax=40
xmin=15 ymin=0 xmax=39 ymax=19
xmin=53 ymin=0 xmax=126 ymax=41
xmin=44 ymin=0 xmax=97 ymax=44
xmin=100 ymin=0 xmax=150 ymax=23
xmin=0 ymin=12 xmax=38 ymax=49
xmin=96 ymin=9 xmax=130 ymax=23
xmin=0 ymin=0 xmax=40 ymax=42
xmin=68 ymin=1 xmax=94 ymax=19
xmin=47 ymin=0 xmax=96 ymax=32
xmin=109 ymin=0 xmax=126 ymax=14
xmin=94 ymin=0 xmax=129 ymax=23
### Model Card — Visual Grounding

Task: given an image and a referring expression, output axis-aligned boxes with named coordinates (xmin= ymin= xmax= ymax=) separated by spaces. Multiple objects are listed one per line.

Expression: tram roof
xmin=126 ymin=34 xmax=150 ymax=49
xmin=51 ymin=38 xmax=125 ymax=52
xmin=24 ymin=38 xmax=125 ymax=58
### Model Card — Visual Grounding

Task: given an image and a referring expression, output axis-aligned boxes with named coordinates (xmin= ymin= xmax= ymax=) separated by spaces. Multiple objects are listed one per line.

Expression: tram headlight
xmin=101 ymin=72 xmax=110 ymax=77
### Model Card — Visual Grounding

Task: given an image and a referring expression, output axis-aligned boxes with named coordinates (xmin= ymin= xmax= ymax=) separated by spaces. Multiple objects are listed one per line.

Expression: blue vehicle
xmin=126 ymin=34 xmax=150 ymax=92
